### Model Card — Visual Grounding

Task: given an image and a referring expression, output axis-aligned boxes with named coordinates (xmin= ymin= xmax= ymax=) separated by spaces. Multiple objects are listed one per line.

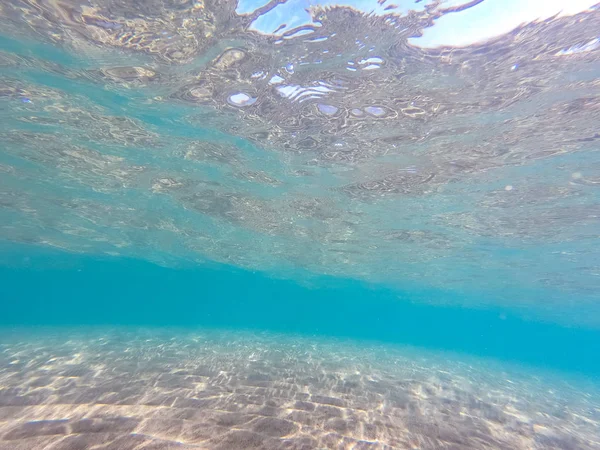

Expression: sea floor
xmin=0 ymin=328 xmax=598 ymax=449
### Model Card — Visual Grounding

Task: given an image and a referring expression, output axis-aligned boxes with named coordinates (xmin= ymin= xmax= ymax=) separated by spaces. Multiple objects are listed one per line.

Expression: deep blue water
xmin=3 ymin=248 xmax=600 ymax=378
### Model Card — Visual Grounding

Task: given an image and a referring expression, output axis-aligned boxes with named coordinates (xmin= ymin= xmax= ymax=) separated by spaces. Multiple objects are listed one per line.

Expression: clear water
xmin=1 ymin=0 xmax=600 ymax=448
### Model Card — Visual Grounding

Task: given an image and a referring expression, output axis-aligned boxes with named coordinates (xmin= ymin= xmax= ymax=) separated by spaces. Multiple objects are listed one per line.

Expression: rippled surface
xmin=1 ymin=328 xmax=599 ymax=450
xmin=0 ymin=1 xmax=599 ymax=315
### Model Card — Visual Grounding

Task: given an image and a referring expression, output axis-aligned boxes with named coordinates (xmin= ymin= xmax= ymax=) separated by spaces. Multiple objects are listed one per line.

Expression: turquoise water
xmin=2 ymin=247 xmax=600 ymax=376
xmin=1 ymin=0 xmax=600 ymax=448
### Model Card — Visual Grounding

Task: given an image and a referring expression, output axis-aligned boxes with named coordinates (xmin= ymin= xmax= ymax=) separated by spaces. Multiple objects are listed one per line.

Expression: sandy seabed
xmin=0 ymin=328 xmax=598 ymax=449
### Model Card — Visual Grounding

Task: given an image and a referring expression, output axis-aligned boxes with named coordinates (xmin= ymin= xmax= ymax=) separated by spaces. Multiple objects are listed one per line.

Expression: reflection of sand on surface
xmin=0 ymin=329 xmax=599 ymax=449
xmin=1 ymin=0 xmax=600 ymax=308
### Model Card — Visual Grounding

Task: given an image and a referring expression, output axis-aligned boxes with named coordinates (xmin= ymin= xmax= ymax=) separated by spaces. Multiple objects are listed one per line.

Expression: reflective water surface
xmin=1 ymin=1 xmax=599 ymax=319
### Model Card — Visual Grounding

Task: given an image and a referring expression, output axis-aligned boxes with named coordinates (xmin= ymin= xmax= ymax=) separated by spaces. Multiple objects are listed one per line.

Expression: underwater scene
xmin=1 ymin=0 xmax=600 ymax=448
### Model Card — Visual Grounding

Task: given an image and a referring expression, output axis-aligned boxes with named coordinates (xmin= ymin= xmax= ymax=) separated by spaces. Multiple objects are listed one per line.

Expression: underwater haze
xmin=1 ymin=0 xmax=600 ymax=448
